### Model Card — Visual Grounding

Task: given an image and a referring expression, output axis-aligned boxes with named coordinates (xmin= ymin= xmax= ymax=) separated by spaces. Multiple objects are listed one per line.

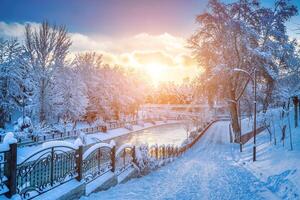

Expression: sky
xmin=0 ymin=0 xmax=300 ymax=84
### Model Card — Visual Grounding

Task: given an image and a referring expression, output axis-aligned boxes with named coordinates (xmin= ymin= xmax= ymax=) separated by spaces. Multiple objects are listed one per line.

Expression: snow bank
xmin=238 ymin=107 xmax=300 ymax=199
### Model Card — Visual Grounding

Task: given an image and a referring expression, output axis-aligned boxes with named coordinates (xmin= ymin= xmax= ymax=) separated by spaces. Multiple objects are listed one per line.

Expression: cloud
xmin=0 ymin=21 xmax=39 ymax=39
xmin=133 ymin=51 xmax=177 ymax=67
xmin=179 ymin=54 xmax=198 ymax=68
xmin=0 ymin=21 xmax=199 ymax=82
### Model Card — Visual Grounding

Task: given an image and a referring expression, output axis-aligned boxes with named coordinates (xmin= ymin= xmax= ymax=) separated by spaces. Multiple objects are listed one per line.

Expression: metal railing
xmin=0 ymin=117 xmax=220 ymax=199
xmin=2 ymin=118 xmax=170 ymax=147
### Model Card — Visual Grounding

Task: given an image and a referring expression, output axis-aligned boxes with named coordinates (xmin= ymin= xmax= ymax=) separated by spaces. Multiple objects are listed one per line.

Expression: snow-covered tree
xmin=189 ymin=0 xmax=298 ymax=139
xmin=0 ymin=38 xmax=29 ymax=128
xmin=56 ymin=66 xmax=88 ymax=126
xmin=73 ymin=52 xmax=147 ymax=122
xmin=73 ymin=52 xmax=111 ymax=121
xmin=23 ymin=21 xmax=72 ymax=124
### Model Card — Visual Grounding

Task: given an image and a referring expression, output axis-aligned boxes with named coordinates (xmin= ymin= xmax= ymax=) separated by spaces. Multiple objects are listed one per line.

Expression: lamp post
xmin=233 ymin=68 xmax=257 ymax=162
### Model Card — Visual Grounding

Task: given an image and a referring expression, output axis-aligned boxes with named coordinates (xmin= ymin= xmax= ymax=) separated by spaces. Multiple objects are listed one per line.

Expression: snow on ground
xmin=81 ymin=121 xmax=278 ymax=200
xmin=17 ymin=120 xmax=180 ymax=163
xmin=236 ymin=109 xmax=300 ymax=200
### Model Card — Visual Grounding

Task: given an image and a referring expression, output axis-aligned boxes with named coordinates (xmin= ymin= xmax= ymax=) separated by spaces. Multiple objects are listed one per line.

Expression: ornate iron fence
xmin=148 ymin=144 xmax=179 ymax=161
xmin=9 ymin=117 xmax=178 ymax=146
xmin=0 ymin=144 xmax=10 ymax=196
xmin=17 ymin=125 xmax=107 ymax=146
xmin=115 ymin=145 xmax=136 ymax=175
xmin=82 ymin=143 xmax=114 ymax=183
xmin=16 ymin=145 xmax=80 ymax=199
xmin=0 ymin=118 xmax=219 ymax=199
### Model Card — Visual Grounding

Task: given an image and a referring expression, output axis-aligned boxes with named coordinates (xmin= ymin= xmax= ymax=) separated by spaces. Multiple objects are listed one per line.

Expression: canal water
xmin=108 ymin=123 xmax=188 ymax=147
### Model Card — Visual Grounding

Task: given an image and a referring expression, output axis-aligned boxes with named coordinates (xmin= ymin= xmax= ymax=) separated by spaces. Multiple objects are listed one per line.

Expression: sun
xmin=146 ymin=64 xmax=166 ymax=85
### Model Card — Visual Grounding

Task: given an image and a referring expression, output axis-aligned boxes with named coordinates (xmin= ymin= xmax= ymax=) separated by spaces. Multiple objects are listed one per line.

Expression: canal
xmin=107 ymin=123 xmax=188 ymax=147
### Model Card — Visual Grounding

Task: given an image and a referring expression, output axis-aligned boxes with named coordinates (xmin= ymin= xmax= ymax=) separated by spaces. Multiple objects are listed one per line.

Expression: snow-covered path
xmin=82 ymin=121 xmax=277 ymax=200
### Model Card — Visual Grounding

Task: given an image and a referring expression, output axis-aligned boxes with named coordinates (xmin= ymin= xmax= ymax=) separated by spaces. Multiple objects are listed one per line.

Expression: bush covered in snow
xmin=124 ymin=123 xmax=133 ymax=131
xmin=14 ymin=116 xmax=33 ymax=133
xmin=135 ymin=144 xmax=157 ymax=174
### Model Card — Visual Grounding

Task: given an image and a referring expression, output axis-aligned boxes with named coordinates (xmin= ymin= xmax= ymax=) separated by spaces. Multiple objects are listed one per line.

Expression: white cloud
xmin=0 ymin=21 xmax=39 ymax=39
xmin=0 ymin=21 xmax=200 ymax=82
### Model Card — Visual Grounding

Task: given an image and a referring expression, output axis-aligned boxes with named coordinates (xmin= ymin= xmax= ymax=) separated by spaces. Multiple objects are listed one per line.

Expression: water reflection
xmin=108 ymin=123 xmax=187 ymax=147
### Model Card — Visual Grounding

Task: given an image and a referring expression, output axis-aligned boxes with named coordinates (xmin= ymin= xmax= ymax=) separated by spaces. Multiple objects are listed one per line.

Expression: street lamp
xmin=233 ymin=68 xmax=257 ymax=162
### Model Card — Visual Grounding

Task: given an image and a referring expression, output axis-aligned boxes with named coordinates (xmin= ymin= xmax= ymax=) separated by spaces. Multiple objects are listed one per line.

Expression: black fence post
xmin=76 ymin=145 xmax=83 ymax=181
xmin=166 ymin=146 xmax=169 ymax=158
xmin=111 ymin=145 xmax=116 ymax=172
xmin=132 ymin=146 xmax=137 ymax=165
xmin=5 ymin=142 xmax=17 ymax=198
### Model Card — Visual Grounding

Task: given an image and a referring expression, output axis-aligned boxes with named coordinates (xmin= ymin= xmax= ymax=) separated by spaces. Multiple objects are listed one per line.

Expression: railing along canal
xmin=0 ymin=117 xmax=222 ymax=199
xmin=3 ymin=118 xmax=166 ymax=147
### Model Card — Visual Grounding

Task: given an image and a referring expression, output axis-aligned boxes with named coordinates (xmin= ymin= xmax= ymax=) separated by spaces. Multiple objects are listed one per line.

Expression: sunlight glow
xmin=145 ymin=63 xmax=166 ymax=85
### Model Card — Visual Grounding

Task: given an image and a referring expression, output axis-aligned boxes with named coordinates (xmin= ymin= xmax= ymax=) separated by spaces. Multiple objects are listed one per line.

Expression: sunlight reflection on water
xmin=111 ymin=123 xmax=187 ymax=147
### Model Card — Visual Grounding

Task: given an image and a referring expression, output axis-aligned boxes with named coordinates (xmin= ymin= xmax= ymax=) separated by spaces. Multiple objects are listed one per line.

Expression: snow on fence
xmin=16 ymin=144 xmax=80 ymax=199
xmin=15 ymin=125 xmax=107 ymax=146
xmin=115 ymin=144 xmax=136 ymax=175
xmin=82 ymin=142 xmax=115 ymax=183
xmin=1 ymin=117 xmax=167 ymax=147
xmin=0 ymin=117 xmax=220 ymax=199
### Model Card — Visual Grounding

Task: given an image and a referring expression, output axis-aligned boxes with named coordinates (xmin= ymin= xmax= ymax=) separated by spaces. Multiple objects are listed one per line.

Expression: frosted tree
xmin=73 ymin=52 xmax=148 ymax=122
xmin=23 ymin=21 xmax=72 ymax=124
xmin=0 ymin=38 xmax=29 ymax=128
xmin=189 ymin=0 xmax=298 ymax=139
xmin=73 ymin=52 xmax=111 ymax=121
xmin=56 ymin=67 xmax=88 ymax=130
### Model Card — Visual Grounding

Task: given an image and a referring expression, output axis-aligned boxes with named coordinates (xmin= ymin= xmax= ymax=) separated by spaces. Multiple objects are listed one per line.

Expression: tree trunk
xmin=292 ymin=96 xmax=298 ymax=128
xmin=287 ymin=100 xmax=293 ymax=150
xmin=39 ymin=79 xmax=46 ymax=123
xmin=0 ymin=108 xmax=6 ymax=128
xmin=299 ymin=101 xmax=300 ymax=123
xmin=262 ymin=80 xmax=274 ymax=113
xmin=229 ymin=102 xmax=240 ymax=142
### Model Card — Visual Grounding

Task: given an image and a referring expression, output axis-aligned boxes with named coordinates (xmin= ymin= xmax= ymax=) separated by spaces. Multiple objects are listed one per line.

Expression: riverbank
xmin=81 ymin=121 xmax=277 ymax=200
xmin=17 ymin=120 xmax=182 ymax=163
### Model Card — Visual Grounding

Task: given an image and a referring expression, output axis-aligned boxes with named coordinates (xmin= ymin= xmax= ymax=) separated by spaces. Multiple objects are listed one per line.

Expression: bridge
xmin=139 ymin=103 xmax=229 ymax=120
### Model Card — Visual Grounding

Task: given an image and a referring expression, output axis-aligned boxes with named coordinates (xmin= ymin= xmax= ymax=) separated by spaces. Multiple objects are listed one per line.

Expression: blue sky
xmin=0 ymin=0 xmax=207 ymax=37
xmin=0 ymin=0 xmax=299 ymax=37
